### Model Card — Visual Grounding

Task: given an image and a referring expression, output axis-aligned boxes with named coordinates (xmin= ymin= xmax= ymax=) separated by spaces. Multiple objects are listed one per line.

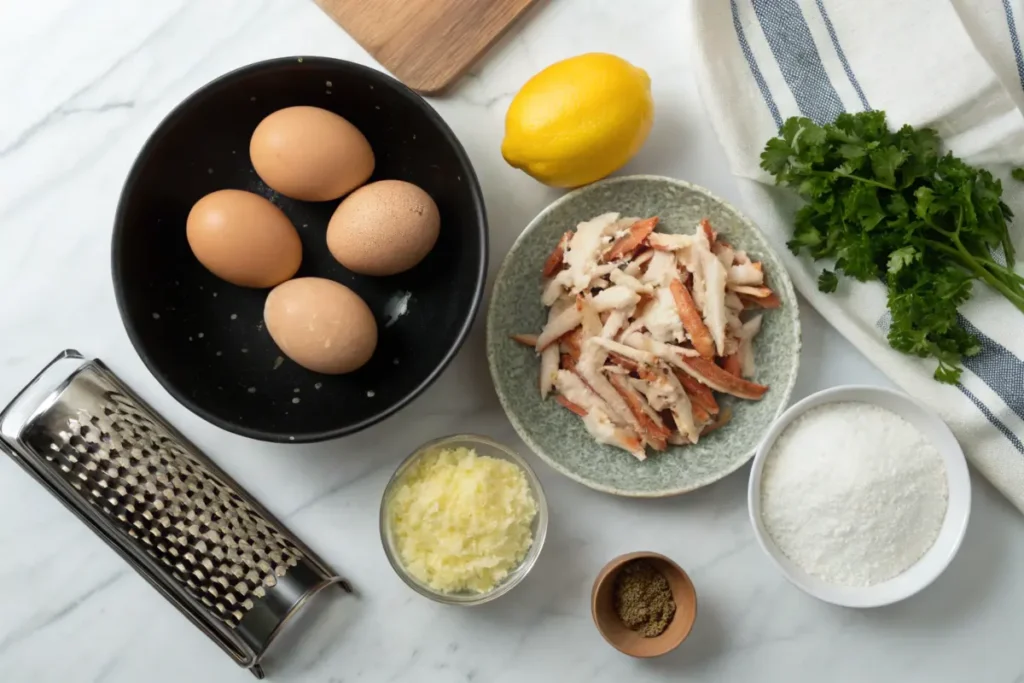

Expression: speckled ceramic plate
xmin=487 ymin=175 xmax=801 ymax=497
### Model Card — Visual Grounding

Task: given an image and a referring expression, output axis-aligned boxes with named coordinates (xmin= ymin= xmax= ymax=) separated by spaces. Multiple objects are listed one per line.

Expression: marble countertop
xmin=1 ymin=1 xmax=1022 ymax=681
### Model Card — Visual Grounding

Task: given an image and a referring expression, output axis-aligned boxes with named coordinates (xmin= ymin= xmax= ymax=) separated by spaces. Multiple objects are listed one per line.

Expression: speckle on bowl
xmin=486 ymin=175 xmax=801 ymax=497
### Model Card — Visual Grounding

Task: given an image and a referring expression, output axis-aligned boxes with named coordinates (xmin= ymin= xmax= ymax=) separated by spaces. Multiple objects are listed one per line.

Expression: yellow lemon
xmin=501 ymin=53 xmax=654 ymax=188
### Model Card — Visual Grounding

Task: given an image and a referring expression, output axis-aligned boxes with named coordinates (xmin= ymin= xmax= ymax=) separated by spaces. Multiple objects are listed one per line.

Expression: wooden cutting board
xmin=315 ymin=0 xmax=539 ymax=95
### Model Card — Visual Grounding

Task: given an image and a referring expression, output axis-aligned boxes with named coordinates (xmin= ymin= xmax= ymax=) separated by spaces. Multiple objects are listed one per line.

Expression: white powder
xmin=761 ymin=402 xmax=948 ymax=587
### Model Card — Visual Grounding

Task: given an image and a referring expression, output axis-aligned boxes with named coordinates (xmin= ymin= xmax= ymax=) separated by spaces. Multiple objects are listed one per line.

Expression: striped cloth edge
xmin=693 ymin=0 xmax=1024 ymax=512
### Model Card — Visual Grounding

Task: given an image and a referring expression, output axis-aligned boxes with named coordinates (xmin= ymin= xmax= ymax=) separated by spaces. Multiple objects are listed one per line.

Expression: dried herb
xmin=613 ymin=559 xmax=675 ymax=637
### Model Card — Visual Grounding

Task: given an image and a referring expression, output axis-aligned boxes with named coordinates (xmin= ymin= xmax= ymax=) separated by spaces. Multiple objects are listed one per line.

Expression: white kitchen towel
xmin=691 ymin=0 xmax=1024 ymax=513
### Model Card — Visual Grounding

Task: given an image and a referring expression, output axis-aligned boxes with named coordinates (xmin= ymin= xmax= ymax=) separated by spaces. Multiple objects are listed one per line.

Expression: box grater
xmin=0 ymin=350 xmax=349 ymax=679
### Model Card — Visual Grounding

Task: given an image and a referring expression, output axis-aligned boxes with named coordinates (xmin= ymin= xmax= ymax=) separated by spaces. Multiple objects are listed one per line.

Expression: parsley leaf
xmin=887 ymin=246 xmax=919 ymax=274
xmin=818 ymin=270 xmax=839 ymax=293
xmin=762 ymin=110 xmax=1024 ymax=383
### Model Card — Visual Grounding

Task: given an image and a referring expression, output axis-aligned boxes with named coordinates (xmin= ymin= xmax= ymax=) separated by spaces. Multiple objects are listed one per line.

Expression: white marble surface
xmin=0 ymin=1 xmax=1022 ymax=681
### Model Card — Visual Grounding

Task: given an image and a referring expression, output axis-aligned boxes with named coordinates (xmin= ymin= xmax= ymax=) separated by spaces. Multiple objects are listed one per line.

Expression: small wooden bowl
xmin=591 ymin=551 xmax=697 ymax=657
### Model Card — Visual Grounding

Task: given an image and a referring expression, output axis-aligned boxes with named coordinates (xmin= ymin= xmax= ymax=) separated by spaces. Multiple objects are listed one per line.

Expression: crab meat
xmin=699 ymin=218 xmax=716 ymax=244
xmin=592 ymin=286 xmax=641 ymax=312
xmin=609 ymin=268 xmax=653 ymax=294
xmin=701 ymin=406 xmax=733 ymax=435
xmin=691 ymin=401 xmax=711 ymax=426
xmin=554 ymin=369 xmax=605 ymax=414
xmin=555 ymin=394 xmax=588 ymax=416
xmin=623 ymin=249 xmax=655 ymax=276
xmin=640 ymin=287 xmax=686 ymax=343
xmin=510 ymin=333 xmax=537 ymax=347
xmin=700 ymin=248 xmax=729 ymax=356
xmin=577 ymin=295 xmax=604 ymax=340
xmin=684 ymin=226 xmax=709 ymax=310
xmin=737 ymin=315 xmax=763 ymax=378
xmin=539 ymin=345 xmax=560 ymax=398
xmin=740 ymin=291 xmax=782 ymax=309
xmin=668 ymin=278 xmax=715 ymax=359
xmin=601 ymin=310 xmax=628 ymax=339
xmin=641 ymin=251 xmax=678 ymax=288
xmin=715 ymin=243 xmax=735 ymax=269
xmin=660 ymin=367 xmax=699 ymax=443
xmin=559 ymin=212 xmax=621 ymax=293
xmin=559 ymin=328 xmax=583 ymax=360
xmin=728 ymin=262 xmax=764 ymax=286
xmin=527 ymin=213 xmax=779 ymax=459
xmin=675 ymin=370 xmax=719 ymax=416
xmin=678 ymin=356 xmax=768 ymax=400
xmin=541 ymin=276 xmax=566 ymax=307
xmin=577 ymin=339 xmax=639 ymax=431
xmin=590 ymin=336 xmax=658 ymax=365
xmin=647 ymin=232 xmax=695 ymax=252
xmin=536 ymin=306 xmax=582 ymax=351
xmin=603 ymin=217 xmax=658 ymax=262
xmin=543 ymin=231 xmax=572 ymax=277
xmin=607 ymin=352 xmax=640 ymax=373
xmin=607 ymin=373 xmax=669 ymax=450
xmin=621 ymin=332 xmax=700 ymax=368
xmin=582 ymin=407 xmax=646 ymax=461
xmin=731 ymin=285 xmax=775 ymax=298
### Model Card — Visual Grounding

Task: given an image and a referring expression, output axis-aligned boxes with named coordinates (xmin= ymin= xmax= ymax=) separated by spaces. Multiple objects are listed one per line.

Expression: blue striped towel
xmin=693 ymin=0 xmax=1024 ymax=513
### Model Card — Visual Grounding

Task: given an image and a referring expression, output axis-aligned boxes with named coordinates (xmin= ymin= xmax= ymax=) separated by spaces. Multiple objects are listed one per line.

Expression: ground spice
xmin=612 ymin=559 xmax=676 ymax=637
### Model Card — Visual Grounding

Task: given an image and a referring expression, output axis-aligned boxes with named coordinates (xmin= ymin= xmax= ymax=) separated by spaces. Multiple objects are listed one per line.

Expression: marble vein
xmin=0 ymin=6 xmax=184 ymax=159
xmin=0 ymin=570 xmax=127 ymax=655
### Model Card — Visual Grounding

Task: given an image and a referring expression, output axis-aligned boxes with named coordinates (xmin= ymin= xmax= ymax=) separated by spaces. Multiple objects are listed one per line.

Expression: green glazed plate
xmin=487 ymin=175 xmax=801 ymax=497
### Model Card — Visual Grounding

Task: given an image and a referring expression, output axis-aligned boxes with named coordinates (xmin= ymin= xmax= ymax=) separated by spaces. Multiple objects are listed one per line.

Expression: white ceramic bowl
xmin=747 ymin=385 xmax=971 ymax=608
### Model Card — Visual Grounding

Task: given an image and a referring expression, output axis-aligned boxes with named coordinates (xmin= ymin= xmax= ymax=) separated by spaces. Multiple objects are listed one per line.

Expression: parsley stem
xmin=831 ymin=171 xmax=896 ymax=191
xmin=924 ymin=239 xmax=1024 ymax=310
xmin=809 ymin=170 xmax=896 ymax=191
xmin=979 ymin=258 xmax=1024 ymax=287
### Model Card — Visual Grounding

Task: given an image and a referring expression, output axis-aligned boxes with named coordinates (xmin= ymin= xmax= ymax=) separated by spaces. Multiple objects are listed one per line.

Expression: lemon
xmin=501 ymin=53 xmax=654 ymax=188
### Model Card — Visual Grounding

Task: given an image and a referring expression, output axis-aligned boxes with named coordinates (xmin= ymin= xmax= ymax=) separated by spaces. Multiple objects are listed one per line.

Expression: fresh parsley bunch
xmin=761 ymin=110 xmax=1023 ymax=383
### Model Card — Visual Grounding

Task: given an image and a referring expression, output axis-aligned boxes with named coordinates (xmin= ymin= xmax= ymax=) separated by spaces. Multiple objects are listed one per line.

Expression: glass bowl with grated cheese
xmin=380 ymin=434 xmax=549 ymax=605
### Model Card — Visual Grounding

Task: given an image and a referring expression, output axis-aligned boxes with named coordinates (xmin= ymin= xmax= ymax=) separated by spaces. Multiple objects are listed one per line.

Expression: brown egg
xmin=250 ymin=106 xmax=374 ymax=202
xmin=326 ymin=180 xmax=440 ymax=276
xmin=264 ymin=277 xmax=378 ymax=374
xmin=186 ymin=189 xmax=301 ymax=288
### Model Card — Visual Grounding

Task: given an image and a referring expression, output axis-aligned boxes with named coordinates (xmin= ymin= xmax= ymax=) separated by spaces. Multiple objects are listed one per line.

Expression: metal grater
xmin=0 ymin=350 xmax=349 ymax=679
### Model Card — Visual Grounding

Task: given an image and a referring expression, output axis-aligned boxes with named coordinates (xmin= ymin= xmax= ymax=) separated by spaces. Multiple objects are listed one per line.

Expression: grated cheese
xmin=387 ymin=447 xmax=537 ymax=594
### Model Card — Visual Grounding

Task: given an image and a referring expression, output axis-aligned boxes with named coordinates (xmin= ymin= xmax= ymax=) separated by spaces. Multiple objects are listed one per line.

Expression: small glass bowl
xmin=380 ymin=434 xmax=549 ymax=605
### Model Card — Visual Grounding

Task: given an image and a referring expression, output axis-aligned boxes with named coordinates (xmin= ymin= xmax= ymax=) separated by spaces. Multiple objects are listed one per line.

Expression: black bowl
xmin=112 ymin=57 xmax=487 ymax=443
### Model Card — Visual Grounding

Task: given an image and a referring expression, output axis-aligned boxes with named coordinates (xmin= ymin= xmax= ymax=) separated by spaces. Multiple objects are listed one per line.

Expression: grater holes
xmin=27 ymin=393 xmax=312 ymax=630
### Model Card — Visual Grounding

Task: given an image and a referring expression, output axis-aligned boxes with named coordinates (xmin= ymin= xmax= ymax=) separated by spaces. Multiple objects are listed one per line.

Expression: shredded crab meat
xmin=601 ymin=310 xmax=628 ymax=339
xmin=737 ymin=314 xmax=763 ymax=378
xmin=641 ymin=250 xmax=678 ymax=288
xmin=641 ymin=287 xmax=686 ymax=343
xmin=590 ymin=336 xmax=658 ymax=365
xmin=558 ymin=212 xmax=621 ymax=293
xmin=700 ymin=248 xmax=729 ymax=357
xmin=647 ymin=232 xmax=695 ymax=252
xmin=577 ymin=339 xmax=639 ymax=430
xmin=516 ymin=214 xmax=780 ymax=460
xmin=592 ymin=286 xmax=641 ymax=312
xmin=623 ymin=249 xmax=654 ymax=276
xmin=539 ymin=345 xmax=560 ymax=398
xmin=536 ymin=306 xmax=582 ymax=350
